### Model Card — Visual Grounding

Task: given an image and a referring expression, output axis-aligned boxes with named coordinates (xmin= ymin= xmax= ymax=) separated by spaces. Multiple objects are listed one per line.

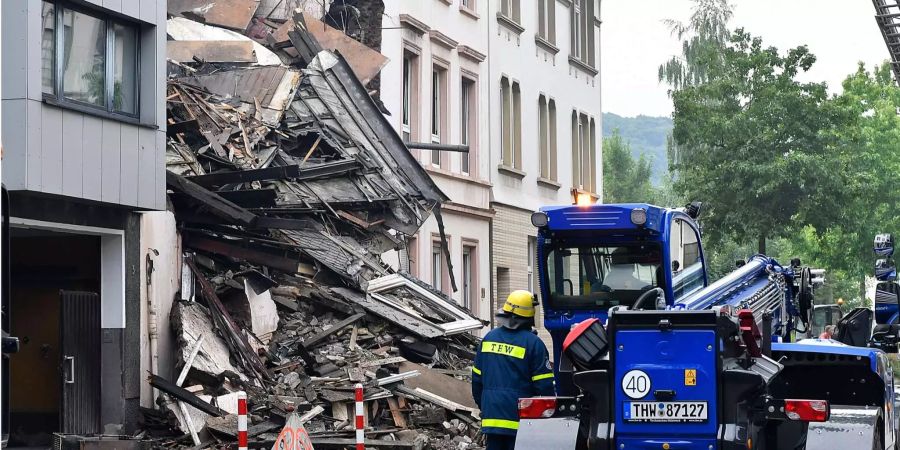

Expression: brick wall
xmin=490 ymin=203 xmax=554 ymax=352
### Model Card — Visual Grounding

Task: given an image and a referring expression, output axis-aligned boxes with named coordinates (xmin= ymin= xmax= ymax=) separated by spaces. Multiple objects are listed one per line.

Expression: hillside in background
xmin=602 ymin=113 xmax=672 ymax=184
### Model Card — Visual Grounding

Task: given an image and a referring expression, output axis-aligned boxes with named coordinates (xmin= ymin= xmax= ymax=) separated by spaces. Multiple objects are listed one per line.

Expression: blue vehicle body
xmin=518 ymin=202 xmax=897 ymax=450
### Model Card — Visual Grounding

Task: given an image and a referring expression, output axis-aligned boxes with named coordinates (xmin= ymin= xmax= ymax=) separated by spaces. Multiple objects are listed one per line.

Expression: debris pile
xmin=147 ymin=4 xmax=485 ymax=449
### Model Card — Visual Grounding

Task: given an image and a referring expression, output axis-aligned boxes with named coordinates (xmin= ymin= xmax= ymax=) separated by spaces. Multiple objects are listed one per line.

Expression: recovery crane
xmin=515 ymin=202 xmax=897 ymax=449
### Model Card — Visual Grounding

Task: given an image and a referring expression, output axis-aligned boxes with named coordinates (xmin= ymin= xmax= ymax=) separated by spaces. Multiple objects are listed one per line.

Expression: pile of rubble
xmin=144 ymin=3 xmax=485 ymax=449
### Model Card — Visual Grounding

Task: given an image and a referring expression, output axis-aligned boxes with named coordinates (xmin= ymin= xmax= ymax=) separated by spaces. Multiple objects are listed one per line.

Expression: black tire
xmin=874 ymin=418 xmax=885 ymax=450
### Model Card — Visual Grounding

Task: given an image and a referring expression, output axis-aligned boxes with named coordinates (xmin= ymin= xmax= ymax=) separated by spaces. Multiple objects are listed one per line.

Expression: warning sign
xmin=273 ymin=413 xmax=315 ymax=450
xmin=684 ymin=369 xmax=697 ymax=386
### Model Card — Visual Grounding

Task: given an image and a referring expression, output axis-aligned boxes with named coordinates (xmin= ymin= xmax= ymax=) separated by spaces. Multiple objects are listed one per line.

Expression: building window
xmin=501 ymin=0 xmax=521 ymax=23
xmin=432 ymin=241 xmax=443 ymax=292
xmin=431 ymin=64 xmax=447 ymax=166
xmin=42 ymin=0 xmax=139 ymax=116
xmin=538 ymin=0 xmax=556 ymax=44
xmin=462 ymin=0 xmax=475 ymax=10
xmin=402 ymin=50 xmax=419 ymax=142
xmin=461 ymin=77 xmax=476 ymax=175
xmin=462 ymin=245 xmax=477 ymax=313
xmin=571 ymin=111 xmax=596 ymax=191
xmin=500 ymin=76 xmax=522 ymax=170
xmin=404 ymin=235 xmax=418 ymax=278
xmin=570 ymin=0 xmax=596 ymax=67
xmin=538 ymin=96 xmax=557 ymax=180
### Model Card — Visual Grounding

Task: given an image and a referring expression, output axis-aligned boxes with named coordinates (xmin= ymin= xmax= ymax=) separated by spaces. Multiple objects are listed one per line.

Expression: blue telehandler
xmin=513 ymin=202 xmax=897 ymax=450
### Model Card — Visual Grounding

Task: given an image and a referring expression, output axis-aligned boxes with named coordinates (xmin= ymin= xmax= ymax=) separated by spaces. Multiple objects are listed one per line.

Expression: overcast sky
xmin=601 ymin=0 xmax=890 ymax=117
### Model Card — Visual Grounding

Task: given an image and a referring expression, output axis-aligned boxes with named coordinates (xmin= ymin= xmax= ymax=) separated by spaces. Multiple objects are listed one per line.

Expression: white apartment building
xmin=488 ymin=0 xmax=603 ymax=347
xmin=382 ymin=1 xmax=494 ymax=325
xmin=381 ymin=0 xmax=602 ymax=344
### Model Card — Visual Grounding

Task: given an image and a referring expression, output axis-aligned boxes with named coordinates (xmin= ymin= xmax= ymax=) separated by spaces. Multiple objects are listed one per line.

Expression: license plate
xmin=624 ymin=401 xmax=708 ymax=423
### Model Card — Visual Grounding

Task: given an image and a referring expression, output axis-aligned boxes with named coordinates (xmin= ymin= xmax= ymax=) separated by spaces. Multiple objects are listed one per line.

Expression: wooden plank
xmin=186 ymin=165 xmax=302 ymax=187
xmin=201 ymin=130 xmax=229 ymax=159
xmin=165 ymin=171 xmax=257 ymax=225
xmin=166 ymin=118 xmax=199 ymax=136
xmin=398 ymin=362 xmax=478 ymax=410
xmin=386 ymin=397 xmax=407 ymax=429
xmin=301 ymin=312 xmax=365 ymax=348
xmin=184 ymin=234 xmax=302 ymax=274
xmin=167 ymin=41 xmax=257 ymax=63
xmin=61 ymin=110 xmax=84 ymax=197
xmin=148 ymin=374 xmax=227 ymax=417
xmin=101 ymin=120 xmax=122 ymax=204
xmin=169 ymin=0 xmax=260 ymax=30
xmin=187 ymin=259 xmax=271 ymax=382
xmin=82 ymin=115 xmax=103 ymax=201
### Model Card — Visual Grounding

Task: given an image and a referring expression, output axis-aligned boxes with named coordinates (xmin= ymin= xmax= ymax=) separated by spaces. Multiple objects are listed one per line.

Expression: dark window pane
xmin=113 ymin=23 xmax=137 ymax=114
xmin=41 ymin=1 xmax=56 ymax=95
xmin=62 ymin=8 xmax=106 ymax=106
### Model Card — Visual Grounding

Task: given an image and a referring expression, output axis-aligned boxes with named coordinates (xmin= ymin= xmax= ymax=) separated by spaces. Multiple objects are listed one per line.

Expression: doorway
xmin=7 ymin=232 xmax=101 ymax=447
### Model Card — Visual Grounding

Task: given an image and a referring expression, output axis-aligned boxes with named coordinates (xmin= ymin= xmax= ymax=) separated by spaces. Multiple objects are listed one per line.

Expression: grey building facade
xmin=1 ymin=0 xmax=166 ymax=444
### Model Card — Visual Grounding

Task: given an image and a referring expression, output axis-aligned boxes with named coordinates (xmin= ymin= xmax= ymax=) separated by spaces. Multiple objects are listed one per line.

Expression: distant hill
xmin=602 ymin=113 xmax=672 ymax=184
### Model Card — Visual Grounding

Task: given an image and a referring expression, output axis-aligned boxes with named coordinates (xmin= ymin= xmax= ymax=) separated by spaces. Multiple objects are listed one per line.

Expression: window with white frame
xmin=570 ymin=0 xmax=596 ymax=67
xmin=430 ymin=65 xmax=447 ymax=166
xmin=538 ymin=96 xmax=557 ymax=180
xmin=500 ymin=76 xmax=522 ymax=170
xmin=462 ymin=246 xmax=474 ymax=311
xmin=571 ymin=111 xmax=596 ymax=191
xmin=461 ymin=77 xmax=475 ymax=175
xmin=402 ymin=54 xmax=412 ymax=141
xmin=41 ymin=0 xmax=139 ymax=116
xmin=538 ymin=0 xmax=556 ymax=44
xmin=432 ymin=241 xmax=443 ymax=292
xmin=501 ymin=0 xmax=521 ymax=23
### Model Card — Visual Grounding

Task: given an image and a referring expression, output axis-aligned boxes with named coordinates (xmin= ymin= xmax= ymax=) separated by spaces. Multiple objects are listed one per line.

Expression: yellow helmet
xmin=502 ymin=290 xmax=537 ymax=318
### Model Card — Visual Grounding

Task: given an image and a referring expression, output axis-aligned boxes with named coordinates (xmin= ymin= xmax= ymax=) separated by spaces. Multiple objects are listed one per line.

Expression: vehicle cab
xmin=531 ymin=202 xmax=708 ymax=366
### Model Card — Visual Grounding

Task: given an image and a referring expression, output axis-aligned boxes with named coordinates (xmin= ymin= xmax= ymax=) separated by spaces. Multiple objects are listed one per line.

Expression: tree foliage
xmin=669 ymin=30 xmax=839 ymax=254
xmin=659 ymin=0 xmax=733 ymax=91
xmin=602 ymin=130 xmax=655 ymax=203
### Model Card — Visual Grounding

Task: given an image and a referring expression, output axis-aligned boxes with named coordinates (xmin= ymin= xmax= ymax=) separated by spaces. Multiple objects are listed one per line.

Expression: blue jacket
xmin=472 ymin=326 xmax=555 ymax=436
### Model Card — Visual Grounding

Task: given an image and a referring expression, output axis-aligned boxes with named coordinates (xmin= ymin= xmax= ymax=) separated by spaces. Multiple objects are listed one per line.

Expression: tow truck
xmin=515 ymin=202 xmax=897 ymax=449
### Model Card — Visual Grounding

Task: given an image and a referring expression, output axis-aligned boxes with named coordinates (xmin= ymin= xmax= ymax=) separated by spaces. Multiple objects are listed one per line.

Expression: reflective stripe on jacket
xmin=471 ymin=327 xmax=555 ymax=436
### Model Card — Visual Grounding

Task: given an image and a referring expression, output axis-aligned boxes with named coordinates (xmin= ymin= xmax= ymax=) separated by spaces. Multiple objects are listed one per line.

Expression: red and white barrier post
xmin=237 ymin=391 xmax=248 ymax=450
xmin=354 ymin=383 xmax=365 ymax=450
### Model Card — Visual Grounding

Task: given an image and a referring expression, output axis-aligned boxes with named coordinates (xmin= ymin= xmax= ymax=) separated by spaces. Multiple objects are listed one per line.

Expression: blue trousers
xmin=485 ymin=434 xmax=517 ymax=450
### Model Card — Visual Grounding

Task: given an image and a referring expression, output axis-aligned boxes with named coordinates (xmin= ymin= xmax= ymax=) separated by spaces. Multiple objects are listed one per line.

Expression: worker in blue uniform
xmin=472 ymin=290 xmax=555 ymax=450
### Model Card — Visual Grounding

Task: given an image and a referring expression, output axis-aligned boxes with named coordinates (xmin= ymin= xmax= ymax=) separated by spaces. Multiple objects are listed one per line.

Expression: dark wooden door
xmin=59 ymin=290 xmax=100 ymax=434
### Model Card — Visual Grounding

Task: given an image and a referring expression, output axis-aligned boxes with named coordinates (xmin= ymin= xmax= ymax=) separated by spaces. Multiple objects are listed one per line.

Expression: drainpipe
xmin=146 ymin=248 xmax=160 ymax=401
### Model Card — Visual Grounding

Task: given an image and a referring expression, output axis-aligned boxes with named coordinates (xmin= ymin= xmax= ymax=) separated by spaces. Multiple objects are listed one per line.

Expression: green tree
xmin=669 ymin=30 xmax=839 ymax=254
xmin=602 ymin=130 xmax=654 ymax=203
xmin=658 ymin=0 xmax=734 ymax=91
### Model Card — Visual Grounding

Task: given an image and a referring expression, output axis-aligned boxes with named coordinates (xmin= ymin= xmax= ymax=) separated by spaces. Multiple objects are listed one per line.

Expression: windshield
xmin=545 ymin=243 xmax=662 ymax=310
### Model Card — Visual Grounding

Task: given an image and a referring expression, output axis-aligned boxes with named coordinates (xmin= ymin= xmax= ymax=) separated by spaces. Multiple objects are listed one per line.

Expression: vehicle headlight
xmin=531 ymin=211 xmax=549 ymax=227
xmin=630 ymin=208 xmax=647 ymax=226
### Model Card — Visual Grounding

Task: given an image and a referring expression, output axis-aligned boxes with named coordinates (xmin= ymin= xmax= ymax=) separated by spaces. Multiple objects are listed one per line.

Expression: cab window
xmin=670 ymin=218 xmax=704 ymax=300
xmin=545 ymin=243 xmax=661 ymax=310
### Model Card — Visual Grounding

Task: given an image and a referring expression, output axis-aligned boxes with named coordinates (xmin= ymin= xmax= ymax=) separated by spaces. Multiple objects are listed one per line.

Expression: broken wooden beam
xmin=148 ymin=374 xmax=226 ymax=417
xmin=185 ymin=234 xmax=307 ymax=275
xmin=295 ymin=159 xmax=361 ymax=181
xmin=301 ymin=312 xmax=365 ymax=348
xmin=186 ymin=165 xmax=303 ymax=187
xmin=186 ymin=259 xmax=271 ymax=382
xmin=166 ymin=171 xmax=257 ymax=226
xmin=167 ymin=40 xmax=257 ymax=63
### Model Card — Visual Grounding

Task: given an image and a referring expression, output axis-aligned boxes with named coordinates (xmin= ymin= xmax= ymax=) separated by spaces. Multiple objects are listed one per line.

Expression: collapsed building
xmin=137 ymin=4 xmax=486 ymax=449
